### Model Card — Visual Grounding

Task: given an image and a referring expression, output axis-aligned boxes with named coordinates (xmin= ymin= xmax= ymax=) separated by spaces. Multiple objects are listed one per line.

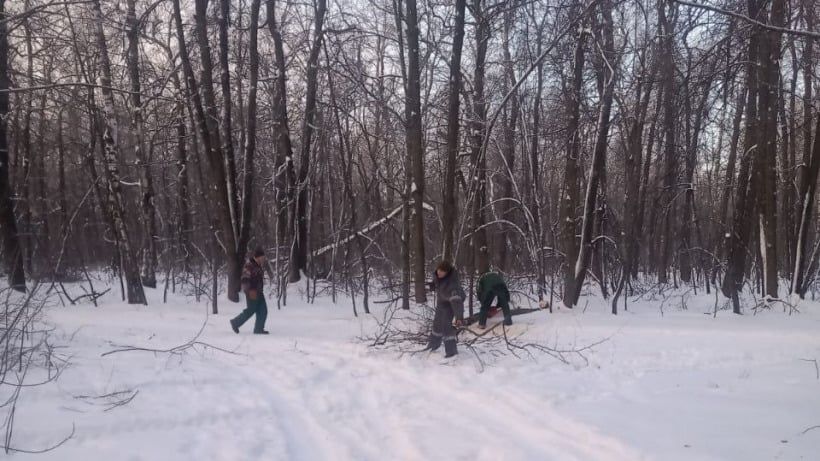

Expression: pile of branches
xmin=364 ymin=299 xmax=607 ymax=372
xmin=0 ymin=285 xmax=73 ymax=454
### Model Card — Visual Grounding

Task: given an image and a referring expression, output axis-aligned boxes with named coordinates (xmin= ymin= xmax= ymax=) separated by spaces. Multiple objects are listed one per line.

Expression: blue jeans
xmin=232 ymin=293 xmax=268 ymax=333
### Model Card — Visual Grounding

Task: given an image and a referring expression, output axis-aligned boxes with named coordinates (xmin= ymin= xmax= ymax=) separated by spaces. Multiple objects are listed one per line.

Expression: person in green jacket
xmin=476 ymin=271 xmax=512 ymax=328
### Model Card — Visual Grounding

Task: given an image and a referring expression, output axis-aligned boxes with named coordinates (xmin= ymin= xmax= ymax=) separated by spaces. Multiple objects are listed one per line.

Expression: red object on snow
xmin=488 ymin=306 xmax=500 ymax=317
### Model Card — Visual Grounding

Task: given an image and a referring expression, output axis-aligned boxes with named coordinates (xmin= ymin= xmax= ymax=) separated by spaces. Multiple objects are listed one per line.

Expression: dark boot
xmin=230 ymin=319 xmax=240 ymax=334
xmin=444 ymin=339 xmax=458 ymax=357
xmin=427 ymin=334 xmax=442 ymax=351
xmin=503 ymin=317 xmax=513 ymax=326
xmin=478 ymin=309 xmax=488 ymax=329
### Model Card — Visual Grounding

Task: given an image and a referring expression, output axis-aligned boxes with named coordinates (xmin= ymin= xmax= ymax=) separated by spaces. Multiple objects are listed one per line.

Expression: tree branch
xmin=673 ymin=0 xmax=820 ymax=40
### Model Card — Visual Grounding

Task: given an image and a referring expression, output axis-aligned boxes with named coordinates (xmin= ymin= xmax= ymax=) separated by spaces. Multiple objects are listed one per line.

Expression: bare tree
xmin=126 ymin=0 xmax=158 ymax=288
xmin=441 ymin=0 xmax=466 ymax=262
xmin=405 ymin=0 xmax=427 ymax=303
xmin=91 ymin=0 xmax=146 ymax=305
xmin=560 ymin=1 xmax=586 ymax=307
xmin=0 ymin=0 xmax=25 ymax=292
xmin=566 ymin=0 xmax=616 ymax=307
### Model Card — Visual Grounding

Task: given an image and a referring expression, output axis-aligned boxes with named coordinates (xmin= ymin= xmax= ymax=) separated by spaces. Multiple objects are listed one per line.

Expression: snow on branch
xmin=311 ymin=200 xmax=434 ymax=258
xmin=673 ymin=0 xmax=820 ymax=40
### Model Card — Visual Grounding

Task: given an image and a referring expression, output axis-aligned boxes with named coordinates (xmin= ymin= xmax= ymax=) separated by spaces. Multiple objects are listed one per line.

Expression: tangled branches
xmin=364 ymin=299 xmax=607 ymax=371
xmin=0 ymin=285 xmax=73 ymax=454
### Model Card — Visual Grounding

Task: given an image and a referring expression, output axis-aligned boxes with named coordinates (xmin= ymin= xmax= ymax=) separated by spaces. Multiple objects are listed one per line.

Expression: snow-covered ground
xmin=8 ymin=282 xmax=820 ymax=460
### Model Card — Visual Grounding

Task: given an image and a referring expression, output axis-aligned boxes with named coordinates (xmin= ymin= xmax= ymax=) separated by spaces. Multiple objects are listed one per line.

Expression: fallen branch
xmin=59 ymin=284 xmax=110 ymax=306
xmin=802 ymin=425 xmax=820 ymax=435
xmin=0 ymin=424 xmax=75 ymax=454
xmin=102 ymin=314 xmax=239 ymax=358
xmin=800 ymin=358 xmax=819 ymax=380
xmin=75 ymin=389 xmax=140 ymax=412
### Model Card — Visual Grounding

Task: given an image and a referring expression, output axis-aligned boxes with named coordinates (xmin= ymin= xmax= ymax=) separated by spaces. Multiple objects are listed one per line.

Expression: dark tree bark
xmin=0 ymin=0 xmax=25 ymax=292
xmin=126 ymin=0 xmax=158 ymax=288
xmin=567 ymin=0 xmax=616 ymax=307
xmin=289 ymin=0 xmax=327 ymax=282
xmin=92 ymin=0 xmax=146 ymax=304
xmin=393 ymin=0 xmax=412 ymax=309
xmin=657 ymin=0 xmax=678 ymax=285
xmin=469 ymin=0 xmax=490 ymax=276
xmin=219 ymin=0 xmax=241 ymax=244
xmin=441 ymin=0 xmax=466 ymax=261
xmin=791 ymin=0 xmax=817 ymax=297
xmin=405 ymin=0 xmax=427 ymax=303
xmin=175 ymin=0 xmax=241 ymax=302
xmin=266 ymin=0 xmax=297 ymax=282
xmin=752 ymin=0 xmax=784 ymax=298
xmin=238 ymin=0 xmax=261 ymax=261
xmin=624 ymin=36 xmax=657 ymax=283
xmin=560 ymin=3 xmax=585 ymax=306
xmin=497 ymin=2 xmax=519 ymax=271
xmin=723 ymin=0 xmax=764 ymax=310
xmin=718 ymin=86 xmax=746 ymax=260
xmin=528 ymin=7 xmax=546 ymax=301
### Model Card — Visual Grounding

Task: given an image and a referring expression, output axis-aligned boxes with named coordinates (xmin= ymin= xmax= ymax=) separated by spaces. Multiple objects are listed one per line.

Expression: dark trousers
xmin=479 ymin=287 xmax=511 ymax=325
xmin=432 ymin=303 xmax=457 ymax=340
xmin=429 ymin=303 xmax=458 ymax=355
xmin=232 ymin=294 xmax=268 ymax=333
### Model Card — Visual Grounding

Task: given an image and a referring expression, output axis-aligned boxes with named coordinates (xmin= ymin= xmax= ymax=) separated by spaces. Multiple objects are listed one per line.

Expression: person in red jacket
xmin=230 ymin=248 xmax=269 ymax=334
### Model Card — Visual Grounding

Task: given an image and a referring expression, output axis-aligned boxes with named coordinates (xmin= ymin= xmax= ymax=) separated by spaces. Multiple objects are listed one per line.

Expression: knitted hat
xmin=253 ymin=247 xmax=265 ymax=258
xmin=436 ymin=260 xmax=453 ymax=273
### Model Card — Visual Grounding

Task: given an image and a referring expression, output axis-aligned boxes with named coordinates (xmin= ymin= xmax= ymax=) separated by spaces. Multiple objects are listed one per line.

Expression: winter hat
xmin=436 ymin=260 xmax=453 ymax=274
xmin=253 ymin=247 xmax=265 ymax=258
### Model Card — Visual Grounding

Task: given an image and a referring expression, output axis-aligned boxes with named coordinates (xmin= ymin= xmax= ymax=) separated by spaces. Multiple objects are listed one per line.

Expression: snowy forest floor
xmin=5 ymin=279 xmax=820 ymax=460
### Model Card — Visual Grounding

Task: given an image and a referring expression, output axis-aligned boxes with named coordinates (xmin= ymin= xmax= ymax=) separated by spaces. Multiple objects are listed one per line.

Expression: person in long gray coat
xmin=427 ymin=260 xmax=465 ymax=357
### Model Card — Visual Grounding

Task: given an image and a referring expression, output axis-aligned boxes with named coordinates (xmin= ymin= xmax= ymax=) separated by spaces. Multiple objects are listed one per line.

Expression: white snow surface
xmin=10 ymin=283 xmax=820 ymax=460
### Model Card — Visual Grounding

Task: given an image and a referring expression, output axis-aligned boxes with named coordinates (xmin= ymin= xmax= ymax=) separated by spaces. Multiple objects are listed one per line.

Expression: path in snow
xmin=13 ymin=298 xmax=645 ymax=461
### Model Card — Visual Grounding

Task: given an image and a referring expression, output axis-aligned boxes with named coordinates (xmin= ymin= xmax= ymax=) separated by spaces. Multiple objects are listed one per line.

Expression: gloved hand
xmin=427 ymin=281 xmax=436 ymax=291
xmin=247 ymin=289 xmax=258 ymax=300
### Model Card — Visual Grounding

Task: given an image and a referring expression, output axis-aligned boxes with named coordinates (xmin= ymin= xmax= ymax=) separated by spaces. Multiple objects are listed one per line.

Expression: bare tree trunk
xmin=441 ymin=0 xmax=466 ymax=261
xmin=624 ymin=41 xmax=656 ymax=284
xmin=792 ymin=0 xmax=817 ymax=297
xmin=718 ymin=86 xmax=746 ymax=260
xmin=657 ymin=0 xmax=678 ymax=285
xmin=470 ymin=0 xmax=490 ymax=276
xmin=681 ymin=64 xmax=714 ymax=284
xmin=560 ymin=3 xmax=585 ymax=306
xmin=497 ymin=3 xmax=519 ymax=271
xmin=567 ymin=0 xmax=616 ymax=307
xmin=266 ymin=0 xmax=297 ymax=282
xmin=637 ymin=84 xmax=664 ymax=281
xmin=723 ymin=0 xmax=764 ymax=309
xmin=219 ymin=0 xmax=240 ymax=244
xmin=0 ymin=0 xmax=25 ymax=291
xmin=172 ymin=0 xmax=240 ymax=302
xmin=528 ymin=9 xmax=546 ymax=300
xmin=289 ymin=0 xmax=327 ymax=282
xmin=21 ymin=4 xmax=33 ymax=274
xmin=126 ymin=0 xmax=158 ymax=288
xmin=394 ymin=0 xmax=412 ymax=309
xmin=238 ymin=0 xmax=261 ymax=262
xmin=92 ymin=0 xmax=146 ymax=304
xmin=406 ymin=0 xmax=427 ymax=303
xmin=754 ymin=0 xmax=784 ymax=298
